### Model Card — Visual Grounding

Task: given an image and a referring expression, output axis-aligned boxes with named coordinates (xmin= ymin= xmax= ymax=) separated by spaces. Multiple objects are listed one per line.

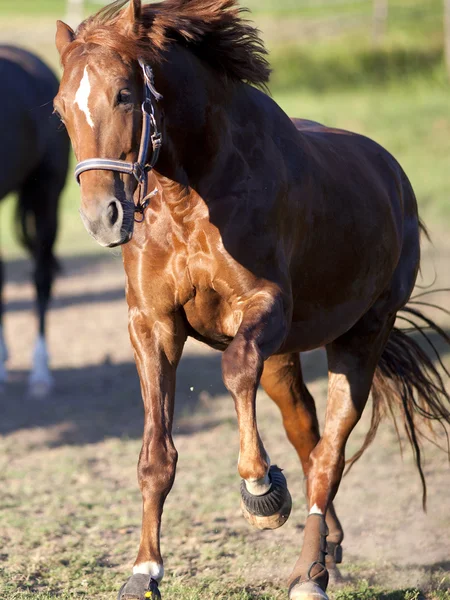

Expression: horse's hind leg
xmin=260 ymin=353 xmax=344 ymax=577
xmin=288 ymin=313 xmax=395 ymax=600
xmin=18 ymin=166 xmax=62 ymax=396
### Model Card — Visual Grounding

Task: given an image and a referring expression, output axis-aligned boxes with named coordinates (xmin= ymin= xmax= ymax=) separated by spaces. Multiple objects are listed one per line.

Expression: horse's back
xmin=278 ymin=116 xmax=421 ymax=347
xmin=0 ymin=46 xmax=68 ymax=198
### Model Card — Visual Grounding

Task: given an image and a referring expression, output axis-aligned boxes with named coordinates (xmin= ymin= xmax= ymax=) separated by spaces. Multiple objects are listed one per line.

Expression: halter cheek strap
xmin=74 ymin=59 xmax=163 ymax=219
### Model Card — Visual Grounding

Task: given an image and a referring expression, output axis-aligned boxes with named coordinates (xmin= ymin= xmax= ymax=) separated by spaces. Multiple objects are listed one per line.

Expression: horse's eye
xmin=117 ymin=89 xmax=132 ymax=105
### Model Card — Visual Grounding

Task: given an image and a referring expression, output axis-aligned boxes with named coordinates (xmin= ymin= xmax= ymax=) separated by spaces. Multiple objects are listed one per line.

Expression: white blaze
xmin=75 ymin=66 xmax=94 ymax=129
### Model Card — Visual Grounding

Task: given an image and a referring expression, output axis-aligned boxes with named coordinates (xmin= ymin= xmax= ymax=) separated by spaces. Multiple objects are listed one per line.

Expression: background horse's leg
xmin=117 ymin=310 xmax=186 ymax=600
xmin=222 ymin=289 xmax=292 ymax=530
xmin=260 ymin=353 xmax=344 ymax=578
xmin=0 ymin=254 xmax=8 ymax=389
xmin=18 ymin=166 xmax=62 ymax=397
xmin=288 ymin=313 xmax=395 ymax=600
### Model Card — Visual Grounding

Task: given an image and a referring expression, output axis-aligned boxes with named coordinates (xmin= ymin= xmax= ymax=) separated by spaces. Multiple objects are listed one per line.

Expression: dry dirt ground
xmin=0 ymin=240 xmax=449 ymax=599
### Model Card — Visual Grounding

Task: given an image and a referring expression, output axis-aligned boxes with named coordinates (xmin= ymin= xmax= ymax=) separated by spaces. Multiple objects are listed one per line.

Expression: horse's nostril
xmin=107 ymin=201 xmax=119 ymax=226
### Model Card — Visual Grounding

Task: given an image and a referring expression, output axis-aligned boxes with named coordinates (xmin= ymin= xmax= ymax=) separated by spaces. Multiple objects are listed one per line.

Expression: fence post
xmin=445 ymin=0 xmax=450 ymax=79
xmin=65 ymin=0 xmax=84 ymax=28
xmin=372 ymin=0 xmax=388 ymax=46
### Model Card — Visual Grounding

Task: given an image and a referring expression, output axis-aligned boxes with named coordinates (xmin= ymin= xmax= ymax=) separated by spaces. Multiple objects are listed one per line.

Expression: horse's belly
xmin=280 ymin=288 xmax=385 ymax=353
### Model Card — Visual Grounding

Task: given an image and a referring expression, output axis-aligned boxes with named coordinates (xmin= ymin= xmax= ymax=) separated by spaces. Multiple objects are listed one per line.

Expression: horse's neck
xmin=153 ymin=46 xmax=251 ymax=188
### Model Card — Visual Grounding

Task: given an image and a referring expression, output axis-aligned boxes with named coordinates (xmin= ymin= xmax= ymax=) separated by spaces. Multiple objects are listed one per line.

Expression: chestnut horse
xmin=0 ymin=46 xmax=69 ymax=396
xmin=54 ymin=1 xmax=450 ymax=598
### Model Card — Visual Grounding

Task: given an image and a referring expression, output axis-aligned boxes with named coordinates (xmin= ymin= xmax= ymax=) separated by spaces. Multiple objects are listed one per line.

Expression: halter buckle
xmin=152 ymin=132 xmax=162 ymax=151
xmin=132 ymin=162 xmax=146 ymax=183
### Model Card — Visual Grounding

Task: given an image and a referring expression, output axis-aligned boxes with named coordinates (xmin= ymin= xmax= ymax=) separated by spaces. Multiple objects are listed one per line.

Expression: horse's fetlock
xmin=239 ymin=461 xmax=269 ymax=485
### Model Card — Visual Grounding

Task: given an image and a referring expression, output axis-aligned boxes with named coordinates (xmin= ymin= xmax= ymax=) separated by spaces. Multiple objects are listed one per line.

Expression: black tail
xmin=347 ymin=302 xmax=450 ymax=510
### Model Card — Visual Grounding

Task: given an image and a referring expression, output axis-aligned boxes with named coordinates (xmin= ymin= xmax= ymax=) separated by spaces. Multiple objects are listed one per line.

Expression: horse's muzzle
xmin=79 ymin=197 xmax=134 ymax=247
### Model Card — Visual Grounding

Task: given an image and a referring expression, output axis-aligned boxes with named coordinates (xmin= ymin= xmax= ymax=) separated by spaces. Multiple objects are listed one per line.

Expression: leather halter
xmin=74 ymin=59 xmax=163 ymax=220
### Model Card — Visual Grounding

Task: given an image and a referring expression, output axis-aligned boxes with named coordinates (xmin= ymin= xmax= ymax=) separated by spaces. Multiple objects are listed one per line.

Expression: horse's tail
xmin=15 ymin=177 xmax=60 ymax=274
xmin=346 ymin=302 xmax=450 ymax=510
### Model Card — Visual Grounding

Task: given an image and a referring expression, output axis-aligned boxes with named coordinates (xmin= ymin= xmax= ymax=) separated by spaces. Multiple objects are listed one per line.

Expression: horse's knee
xmin=138 ymin=438 xmax=178 ymax=496
xmin=222 ymin=336 xmax=263 ymax=396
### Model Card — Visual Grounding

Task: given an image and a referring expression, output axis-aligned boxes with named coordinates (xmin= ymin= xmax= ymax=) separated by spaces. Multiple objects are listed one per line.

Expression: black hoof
xmin=117 ymin=574 xmax=161 ymax=600
xmin=240 ymin=465 xmax=292 ymax=530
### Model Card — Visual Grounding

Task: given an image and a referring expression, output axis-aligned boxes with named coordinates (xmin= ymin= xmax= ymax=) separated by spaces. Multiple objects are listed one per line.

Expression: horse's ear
xmin=120 ymin=0 xmax=142 ymax=34
xmin=55 ymin=20 xmax=75 ymax=59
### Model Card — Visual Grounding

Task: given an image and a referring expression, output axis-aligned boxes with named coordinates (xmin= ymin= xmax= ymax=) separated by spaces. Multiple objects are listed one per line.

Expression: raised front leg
xmin=118 ymin=309 xmax=186 ymax=600
xmin=222 ymin=287 xmax=292 ymax=530
xmin=288 ymin=315 xmax=394 ymax=600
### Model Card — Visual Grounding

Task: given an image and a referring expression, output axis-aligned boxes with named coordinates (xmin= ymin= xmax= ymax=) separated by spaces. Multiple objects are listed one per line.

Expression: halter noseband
xmin=74 ymin=59 xmax=163 ymax=221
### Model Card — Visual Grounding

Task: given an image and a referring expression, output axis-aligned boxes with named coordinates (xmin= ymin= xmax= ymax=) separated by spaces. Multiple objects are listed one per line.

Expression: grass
xmin=333 ymin=581 xmax=450 ymax=599
xmin=1 ymin=409 xmax=449 ymax=600
xmin=1 ymin=374 xmax=450 ymax=600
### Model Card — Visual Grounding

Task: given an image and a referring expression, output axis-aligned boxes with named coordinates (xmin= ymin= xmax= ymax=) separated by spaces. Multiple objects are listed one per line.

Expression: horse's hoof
xmin=29 ymin=382 xmax=52 ymax=398
xmin=28 ymin=379 xmax=53 ymax=398
xmin=0 ymin=362 xmax=8 ymax=388
xmin=117 ymin=574 xmax=161 ymax=600
xmin=289 ymin=581 xmax=329 ymax=600
xmin=240 ymin=465 xmax=292 ymax=530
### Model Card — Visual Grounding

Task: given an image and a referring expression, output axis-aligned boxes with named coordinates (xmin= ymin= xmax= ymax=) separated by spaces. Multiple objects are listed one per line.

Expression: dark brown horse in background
xmin=54 ymin=1 xmax=450 ymax=598
xmin=0 ymin=46 xmax=69 ymax=396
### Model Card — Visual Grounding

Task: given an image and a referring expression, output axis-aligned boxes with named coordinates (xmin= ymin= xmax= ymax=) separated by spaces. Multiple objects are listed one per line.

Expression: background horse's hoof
xmin=117 ymin=574 xmax=161 ymax=600
xmin=240 ymin=465 xmax=292 ymax=530
xmin=289 ymin=581 xmax=329 ymax=600
xmin=28 ymin=378 xmax=53 ymax=398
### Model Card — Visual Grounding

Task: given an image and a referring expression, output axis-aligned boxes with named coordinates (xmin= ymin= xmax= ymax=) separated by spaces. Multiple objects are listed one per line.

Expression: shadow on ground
xmin=0 ymin=350 xmax=229 ymax=447
xmin=2 ymin=324 xmax=450 ymax=451
xmin=4 ymin=252 xmax=127 ymax=313
xmin=4 ymin=252 xmax=117 ymax=284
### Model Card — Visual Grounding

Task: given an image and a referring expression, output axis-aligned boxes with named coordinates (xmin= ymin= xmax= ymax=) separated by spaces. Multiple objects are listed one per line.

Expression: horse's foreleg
xmin=288 ymin=316 xmax=394 ymax=600
xmin=260 ymin=353 xmax=344 ymax=578
xmin=0 ymin=255 xmax=7 ymax=388
xmin=222 ymin=289 xmax=292 ymax=530
xmin=117 ymin=311 xmax=186 ymax=600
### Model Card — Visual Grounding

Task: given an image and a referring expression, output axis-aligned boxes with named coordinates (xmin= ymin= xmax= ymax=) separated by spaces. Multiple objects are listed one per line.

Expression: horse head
xmin=54 ymin=1 xmax=149 ymax=247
